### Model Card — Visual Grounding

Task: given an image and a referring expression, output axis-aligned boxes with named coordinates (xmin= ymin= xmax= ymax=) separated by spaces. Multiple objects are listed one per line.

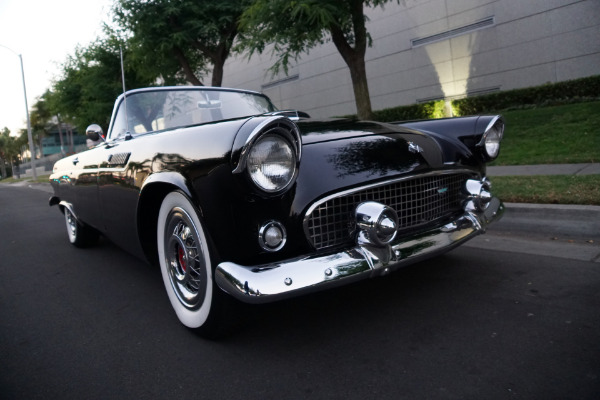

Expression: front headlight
xmin=479 ymin=116 xmax=504 ymax=160
xmin=247 ymin=134 xmax=296 ymax=192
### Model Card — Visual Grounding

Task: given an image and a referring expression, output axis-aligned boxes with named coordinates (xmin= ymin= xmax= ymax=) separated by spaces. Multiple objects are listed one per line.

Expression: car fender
xmin=140 ymin=171 xmax=194 ymax=200
xmin=136 ymin=171 xmax=200 ymax=264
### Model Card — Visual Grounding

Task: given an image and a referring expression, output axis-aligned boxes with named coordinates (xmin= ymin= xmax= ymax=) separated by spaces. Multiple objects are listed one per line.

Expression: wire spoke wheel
xmin=165 ymin=211 xmax=207 ymax=310
xmin=157 ymin=191 xmax=217 ymax=332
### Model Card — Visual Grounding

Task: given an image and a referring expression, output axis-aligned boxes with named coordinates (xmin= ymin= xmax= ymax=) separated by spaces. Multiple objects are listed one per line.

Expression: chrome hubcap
xmin=165 ymin=209 xmax=207 ymax=310
xmin=65 ymin=209 xmax=77 ymax=240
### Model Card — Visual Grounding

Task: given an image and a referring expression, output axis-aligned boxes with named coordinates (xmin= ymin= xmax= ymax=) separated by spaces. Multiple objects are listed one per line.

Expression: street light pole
xmin=0 ymin=45 xmax=37 ymax=180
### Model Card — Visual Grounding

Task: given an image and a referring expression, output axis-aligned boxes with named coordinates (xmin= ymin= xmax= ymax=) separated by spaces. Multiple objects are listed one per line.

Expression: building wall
xmin=219 ymin=0 xmax=600 ymax=118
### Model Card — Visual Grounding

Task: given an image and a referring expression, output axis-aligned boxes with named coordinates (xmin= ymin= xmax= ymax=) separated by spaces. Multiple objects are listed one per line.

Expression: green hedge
xmin=343 ymin=100 xmax=446 ymax=122
xmin=366 ymin=75 xmax=600 ymax=122
xmin=371 ymin=100 xmax=446 ymax=122
xmin=452 ymin=75 xmax=600 ymax=115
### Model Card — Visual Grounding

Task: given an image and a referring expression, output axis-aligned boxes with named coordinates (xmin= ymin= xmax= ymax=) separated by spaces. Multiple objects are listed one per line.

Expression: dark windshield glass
xmin=110 ymin=89 xmax=275 ymax=139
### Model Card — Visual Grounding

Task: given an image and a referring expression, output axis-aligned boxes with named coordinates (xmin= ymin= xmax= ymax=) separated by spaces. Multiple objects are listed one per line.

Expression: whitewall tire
xmin=157 ymin=191 xmax=216 ymax=331
xmin=64 ymin=207 xmax=98 ymax=248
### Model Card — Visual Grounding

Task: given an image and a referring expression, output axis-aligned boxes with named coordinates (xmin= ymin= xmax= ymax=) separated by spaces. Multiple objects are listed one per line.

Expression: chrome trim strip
xmin=216 ymin=197 xmax=504 ymax=304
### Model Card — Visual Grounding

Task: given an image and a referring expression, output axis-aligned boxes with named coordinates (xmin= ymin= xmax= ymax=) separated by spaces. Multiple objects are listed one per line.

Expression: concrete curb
xmin=491 ymin=202 xmax=600 ymax=239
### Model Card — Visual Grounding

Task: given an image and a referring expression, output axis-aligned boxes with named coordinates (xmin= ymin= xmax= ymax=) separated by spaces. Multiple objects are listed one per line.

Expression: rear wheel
xmin=64 ymin=207 xmax=99 ymax=248
xmin=157 ymin=191 xmax=229 ymax=338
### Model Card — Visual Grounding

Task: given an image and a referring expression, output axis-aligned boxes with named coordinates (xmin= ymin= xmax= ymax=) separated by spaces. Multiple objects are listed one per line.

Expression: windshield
xmin=109 ymin=88 xmax=276 ymax=139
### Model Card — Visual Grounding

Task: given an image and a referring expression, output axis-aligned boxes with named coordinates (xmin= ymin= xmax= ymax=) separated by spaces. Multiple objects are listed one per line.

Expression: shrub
xmin=350 ymin=75 xmax=599 ymax=122
xmin=358 ymin=100 xmax=446 ymax=122
xmin=451 ymin=75 xmax=600 ymax=115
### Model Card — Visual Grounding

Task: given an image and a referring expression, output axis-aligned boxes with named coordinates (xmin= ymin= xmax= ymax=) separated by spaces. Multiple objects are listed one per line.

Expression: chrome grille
xmin=304 ymin=173 xmax=470 ymax=250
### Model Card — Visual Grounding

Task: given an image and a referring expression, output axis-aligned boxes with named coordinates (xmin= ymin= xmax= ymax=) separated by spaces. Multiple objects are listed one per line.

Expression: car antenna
xmin=120 ymin=45 xmax=132 ymax=140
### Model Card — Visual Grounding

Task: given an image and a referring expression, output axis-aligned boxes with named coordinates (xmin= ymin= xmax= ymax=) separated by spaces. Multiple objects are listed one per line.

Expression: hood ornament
xmin=408 ymin=141 xmax=424 ymax=154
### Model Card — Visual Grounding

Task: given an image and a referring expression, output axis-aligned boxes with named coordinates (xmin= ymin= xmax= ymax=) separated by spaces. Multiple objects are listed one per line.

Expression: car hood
xmin=296 ymin=118 xmax=445 ymax=174
xmin=291 ymin=119 xmax=470 ymax=214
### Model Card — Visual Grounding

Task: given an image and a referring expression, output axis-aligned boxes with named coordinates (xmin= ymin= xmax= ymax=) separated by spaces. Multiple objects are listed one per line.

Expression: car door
xmin=68 ymin=145 xmax=104 ymax=231
xmin=96 ymin=137 xmax=149 ymax=259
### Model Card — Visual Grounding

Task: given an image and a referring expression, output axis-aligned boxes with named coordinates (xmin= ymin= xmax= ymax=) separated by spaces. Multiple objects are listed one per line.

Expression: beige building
xmin=220 ymin=0 xmax=600 ymax=118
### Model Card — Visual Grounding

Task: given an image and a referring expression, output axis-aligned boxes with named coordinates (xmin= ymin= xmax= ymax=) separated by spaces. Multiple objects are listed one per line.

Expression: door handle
xmin=72 ymin=157 xmax=79 ymax=165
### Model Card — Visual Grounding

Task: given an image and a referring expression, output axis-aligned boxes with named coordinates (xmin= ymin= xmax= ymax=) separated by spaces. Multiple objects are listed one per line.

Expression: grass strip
xmin=491 ymin=175 xmax=600 ymax=205
xmin=491 ymin=101 xmax=600 ymax=166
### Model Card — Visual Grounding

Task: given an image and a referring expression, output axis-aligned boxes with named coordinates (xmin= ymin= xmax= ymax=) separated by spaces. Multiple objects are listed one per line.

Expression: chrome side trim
xmin=216 ymin=197 xmax=504 ymax=304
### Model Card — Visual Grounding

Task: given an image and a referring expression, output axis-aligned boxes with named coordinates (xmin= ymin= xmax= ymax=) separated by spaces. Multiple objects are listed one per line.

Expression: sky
xmin=0 ymin=0 xmax=113 ymax=135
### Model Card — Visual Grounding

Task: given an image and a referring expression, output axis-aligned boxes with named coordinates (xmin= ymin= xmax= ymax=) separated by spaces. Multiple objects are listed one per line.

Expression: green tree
xmin=240 ymin=0 xmax=399 ymax=120
xmin=0 ymin=127 xmax=25 ymax=178
xmin=29 ymin=90 xmax=55 ymax=154
xmin=51 ymin=34 xmax=154 ymax=133
xmin=114 ymin=0 xmax=249 ymax=87
xmin=0 ymin=127 xmax=9 ymax=178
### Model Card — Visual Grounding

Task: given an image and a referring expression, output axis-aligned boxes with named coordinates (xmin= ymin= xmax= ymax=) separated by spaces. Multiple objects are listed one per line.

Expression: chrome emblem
xmin=408 ymin=141 xmax=424 ymax=154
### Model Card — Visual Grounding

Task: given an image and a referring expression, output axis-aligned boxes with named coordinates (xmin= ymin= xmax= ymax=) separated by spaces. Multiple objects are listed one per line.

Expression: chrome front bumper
xmin=215 ymin=197 xmax=504 ymax=304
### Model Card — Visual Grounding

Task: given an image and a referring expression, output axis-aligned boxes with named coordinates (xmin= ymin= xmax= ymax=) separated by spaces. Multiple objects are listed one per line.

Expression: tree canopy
xmin=44 ymin=0 xmax=400 ymax=140
xmin=114 ymin=0 xmax=249 ymax=87
xmin=50 ymin=34 xmax=154 ymax=133
xmin=240 ymin=0 xmax=400 ymax=119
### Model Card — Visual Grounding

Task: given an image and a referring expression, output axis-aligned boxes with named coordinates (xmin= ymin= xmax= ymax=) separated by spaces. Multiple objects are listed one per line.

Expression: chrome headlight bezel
xmin=233 ymin=116 xmax=302 ymax=196
xmin=247 ymin=133 xmax=297 ymax=193
xmin=478 ymin=115 xmax=504 ymax=161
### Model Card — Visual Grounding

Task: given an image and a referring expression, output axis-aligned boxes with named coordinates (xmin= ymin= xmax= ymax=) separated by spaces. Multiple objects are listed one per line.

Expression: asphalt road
xmin=1 ymin=184 xmax=599 ymax=400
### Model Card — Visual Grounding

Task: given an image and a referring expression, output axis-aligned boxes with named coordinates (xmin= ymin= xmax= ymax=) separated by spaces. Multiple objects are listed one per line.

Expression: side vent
xmin=107 ymin=153 xmax=131 ymax=167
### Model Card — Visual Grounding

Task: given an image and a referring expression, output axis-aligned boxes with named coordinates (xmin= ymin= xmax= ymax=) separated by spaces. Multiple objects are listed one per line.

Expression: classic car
xmin=49 ymin=86 xmax=504 ymax=337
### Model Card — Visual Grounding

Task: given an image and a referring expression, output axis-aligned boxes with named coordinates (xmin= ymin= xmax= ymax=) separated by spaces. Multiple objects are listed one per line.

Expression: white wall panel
xmin=216 ymin=0 xmax=599 ymax=117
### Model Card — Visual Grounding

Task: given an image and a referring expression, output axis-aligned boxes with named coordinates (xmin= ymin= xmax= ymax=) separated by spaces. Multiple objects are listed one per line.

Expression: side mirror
xmin=86 ymin=124 xmax=105 ymax=142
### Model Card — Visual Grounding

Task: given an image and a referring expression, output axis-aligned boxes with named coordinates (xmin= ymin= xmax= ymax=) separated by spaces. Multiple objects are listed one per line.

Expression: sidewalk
xmin=487 ymin=163 xmax=600 ymax=176
xmin=471 ymin=163 xmax=600 ymax=261
xmin=485 ymin=162 xmax=600 ymax=239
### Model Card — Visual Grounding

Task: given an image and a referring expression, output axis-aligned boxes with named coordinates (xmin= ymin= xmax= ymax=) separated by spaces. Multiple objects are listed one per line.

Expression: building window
xmin=411 ymin=17 xmax=495 ymax=48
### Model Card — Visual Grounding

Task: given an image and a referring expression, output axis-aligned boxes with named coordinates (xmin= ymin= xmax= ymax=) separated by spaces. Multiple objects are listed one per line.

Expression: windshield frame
xmin=106 ymin=86 xmax=277 ymax=141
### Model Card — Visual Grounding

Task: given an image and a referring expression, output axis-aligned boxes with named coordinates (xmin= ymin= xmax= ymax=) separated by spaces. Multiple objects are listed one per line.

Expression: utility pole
xmin=0 ymin=44 xmax=37 ymax=180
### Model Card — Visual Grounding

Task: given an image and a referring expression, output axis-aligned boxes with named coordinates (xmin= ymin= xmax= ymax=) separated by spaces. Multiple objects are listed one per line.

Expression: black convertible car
xmin=49 ymin=86 xmax=504 ymax=336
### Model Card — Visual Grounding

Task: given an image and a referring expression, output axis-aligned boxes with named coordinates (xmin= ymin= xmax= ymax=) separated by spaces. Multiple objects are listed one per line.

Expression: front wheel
xmin=157 ymin=191 xmax=227 ymax=337
xmin=64 ymin=207 xmax=98 ymax=248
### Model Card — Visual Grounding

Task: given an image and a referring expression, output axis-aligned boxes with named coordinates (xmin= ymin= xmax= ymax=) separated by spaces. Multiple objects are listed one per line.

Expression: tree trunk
xmin=173 ymin=47 xmax=204 ymax=86
xmin=0 ymin=156 xmax=6 ymax=179
xmin=346 ymin=56 xmax=373 ymax=120
xmin=68 ymin=126 xmax=74 ymax=153
xmin=56 ymin=118 xmax=65 ymax=155
xmin=211 ymin=59 xmax=225 ymax=87
xmin=330 ymin=44 xmax=373 ymax=120
xmin=38 ymin=136 xmax=44 ymax=159
xmin=11 ymin=160 xmax=20 ymax=179
xmin=329 ymin=1 xmax=373 ymax=120
xmin=208 ymin=23 xmax=236 ymax=87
